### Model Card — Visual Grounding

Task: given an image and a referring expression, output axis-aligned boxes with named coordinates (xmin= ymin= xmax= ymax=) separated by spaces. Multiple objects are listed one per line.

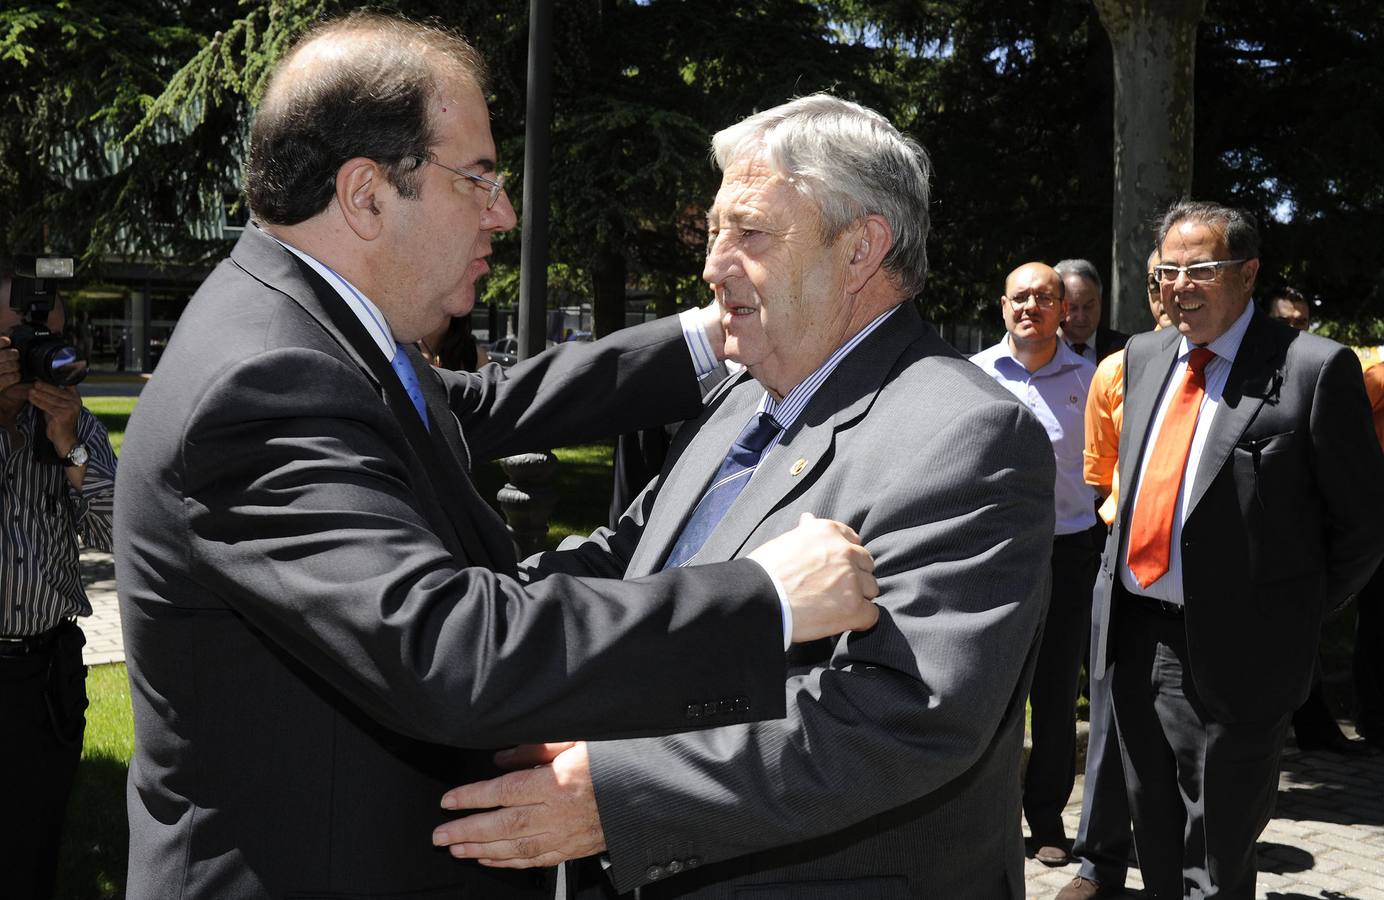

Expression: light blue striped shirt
xmin=749 ymin=304 xmax=902 ymax=452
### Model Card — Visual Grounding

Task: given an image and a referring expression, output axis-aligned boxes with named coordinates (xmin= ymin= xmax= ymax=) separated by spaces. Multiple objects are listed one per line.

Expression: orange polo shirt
xmin=1364 ymin=362 xmax=1384 ymax=451
xmin=1084 ymin=350 xmax=1125 ymax=525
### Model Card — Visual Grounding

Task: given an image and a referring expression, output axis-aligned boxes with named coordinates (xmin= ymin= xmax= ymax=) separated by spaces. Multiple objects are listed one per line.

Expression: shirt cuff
xmin=746 ymin=558 xmax=793 ymax=651
xmin=678 ymin=308 xmax=719 ymax=379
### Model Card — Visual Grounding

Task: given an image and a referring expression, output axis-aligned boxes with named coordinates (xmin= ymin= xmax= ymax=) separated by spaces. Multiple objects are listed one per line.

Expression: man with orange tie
xmin=1090 ymin=201 xmax=1384 ymax=899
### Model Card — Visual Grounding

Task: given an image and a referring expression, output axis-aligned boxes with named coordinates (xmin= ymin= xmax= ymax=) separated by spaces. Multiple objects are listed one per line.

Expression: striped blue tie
xmin=391 ymin=343 xmax=430 ymax=430
xmin=664 ymin=412 xmax=782 ymax=569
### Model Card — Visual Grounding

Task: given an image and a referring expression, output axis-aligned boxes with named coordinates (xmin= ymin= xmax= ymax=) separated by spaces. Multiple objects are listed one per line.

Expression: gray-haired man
xmin=434 ymin=93 xmax=1057 ymax=899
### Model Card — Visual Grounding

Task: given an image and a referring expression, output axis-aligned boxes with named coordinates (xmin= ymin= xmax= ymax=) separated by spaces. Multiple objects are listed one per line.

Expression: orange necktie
xmin=1127 ymin=347 xmax=1216 ymax=588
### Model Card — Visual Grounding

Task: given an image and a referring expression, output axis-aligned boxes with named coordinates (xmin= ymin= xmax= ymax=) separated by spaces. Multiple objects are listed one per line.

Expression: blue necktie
xmin=391 ymin=343 xmax=430 ymax=430
xmin=664 ymin=412 xmax=782 ymax=569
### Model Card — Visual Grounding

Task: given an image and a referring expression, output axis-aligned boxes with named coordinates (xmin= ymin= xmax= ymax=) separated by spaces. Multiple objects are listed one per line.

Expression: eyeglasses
xmin=1152 ymin=259 xmax=1246 ymax=284
xmin=1147 ymin=274 xmax=1160 ymax=294
xmin=1005 ymin=292 xmax=1060 ymax=310
xmin=416 ymin=156 xmax=507 ymax=209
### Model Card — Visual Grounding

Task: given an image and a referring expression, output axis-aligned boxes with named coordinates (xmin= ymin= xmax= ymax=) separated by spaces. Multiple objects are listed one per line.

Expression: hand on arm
xmin=749 ymin=512 xmax=879 ymax=642
xmin=433 ymin=741 xmax=603 ymax=867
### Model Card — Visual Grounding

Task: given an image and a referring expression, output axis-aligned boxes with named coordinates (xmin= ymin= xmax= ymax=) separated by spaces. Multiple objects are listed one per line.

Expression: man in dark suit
xmin=114 ymin=17 xmax=878 ymax=900
xmin=1091 ymin=201 xmax=1384 ymax=898
xmin=432 ymin=94 xmax=1056 ymax=898
xmin=1056 ymin=258 xmax=1129 ymax=364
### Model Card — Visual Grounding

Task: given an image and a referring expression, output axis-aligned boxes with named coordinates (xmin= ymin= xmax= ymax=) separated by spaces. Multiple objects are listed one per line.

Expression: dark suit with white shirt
xmin=1091 ymin=308 xmax=1384 ymax=896
xmin=115 ymin=225 xmax=791 ymax=899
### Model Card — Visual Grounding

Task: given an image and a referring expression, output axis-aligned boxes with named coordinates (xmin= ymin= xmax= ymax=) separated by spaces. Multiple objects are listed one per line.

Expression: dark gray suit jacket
xmin=114 ymin=226 xmax=791 ymax=899
xmin=529 ymin=305 xmax=1056 ymax=899
xmin=1093 ymin=311 xmax=1384 ymax=722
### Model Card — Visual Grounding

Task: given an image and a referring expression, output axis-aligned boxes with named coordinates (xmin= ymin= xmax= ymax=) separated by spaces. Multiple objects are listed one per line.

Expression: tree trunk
xmin=591 ymin=245 xmax=627 ymax=338
xmin=1092 ymin=0 xmax=1205 ymax=334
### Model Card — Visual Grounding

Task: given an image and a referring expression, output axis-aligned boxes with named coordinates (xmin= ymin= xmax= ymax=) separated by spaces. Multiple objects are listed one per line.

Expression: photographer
xmin=1 ymin=272 xmax=117 ymax=899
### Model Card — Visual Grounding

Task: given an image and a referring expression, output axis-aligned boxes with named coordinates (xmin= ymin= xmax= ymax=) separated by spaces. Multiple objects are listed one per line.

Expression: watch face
xmin=68 ymin=444 xmax=89 ymax=466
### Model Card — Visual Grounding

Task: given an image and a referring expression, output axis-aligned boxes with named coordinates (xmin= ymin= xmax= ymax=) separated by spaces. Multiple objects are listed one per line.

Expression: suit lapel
xmin=625 ymin=376 xmax=762 ymax=577
xmin=1114 ymin=329 xmax=1181 ymax=530
xmin=645 ymin=305 xmax=928 ymax=570
xmin=229 ymin=227 xmax=504 ymax=570
xmin=410 ymin=348 xmax=518 ymax=572
xmin=1185 ymin=312 xmax=1280 ymax=515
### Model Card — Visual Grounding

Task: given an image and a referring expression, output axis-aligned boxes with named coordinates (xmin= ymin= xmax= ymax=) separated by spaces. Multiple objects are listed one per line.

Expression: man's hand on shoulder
xmin=433 ymin=741 xmax=604 ymax=868
xmin=749 ymin=512 xmax=880 ymax=642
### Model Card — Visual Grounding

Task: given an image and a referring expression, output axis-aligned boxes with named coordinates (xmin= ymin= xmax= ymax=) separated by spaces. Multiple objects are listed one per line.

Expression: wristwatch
xmin=62 ymin=443 xmax=90 ymax=468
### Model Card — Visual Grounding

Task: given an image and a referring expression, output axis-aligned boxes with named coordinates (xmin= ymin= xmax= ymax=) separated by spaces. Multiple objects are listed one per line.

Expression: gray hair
xmin=711 ymin=93 xmax=932 ymax=299
xmin=1156 ymin=201 xmax=1261 ymax=260
xmin=1054 ymin=258 xmax=1102 ymax=300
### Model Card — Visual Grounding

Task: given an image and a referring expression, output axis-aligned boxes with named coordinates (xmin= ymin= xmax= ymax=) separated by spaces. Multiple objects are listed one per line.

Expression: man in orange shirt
xmin=1059 ymin=250 xmax=1167 ymax=900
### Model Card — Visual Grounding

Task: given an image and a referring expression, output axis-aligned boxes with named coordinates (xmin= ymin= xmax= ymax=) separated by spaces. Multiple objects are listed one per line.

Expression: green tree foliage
xmin=1193 ymin=0 xmax=1384 ymax=341
xmin=5 ymin=0 xmax=1382 ymax=337
xmin=2 ymin=1 xmax=226 ymax=268
xmin=458 ymin=0 xmax=882 ymax=335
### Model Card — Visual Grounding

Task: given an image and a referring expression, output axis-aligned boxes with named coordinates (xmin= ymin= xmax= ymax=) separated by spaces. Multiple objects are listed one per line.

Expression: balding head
xmin=1001 ymin=262 xmax=1067 ymax=358
xmin=245 ymin=13 xmax=487 ymax=226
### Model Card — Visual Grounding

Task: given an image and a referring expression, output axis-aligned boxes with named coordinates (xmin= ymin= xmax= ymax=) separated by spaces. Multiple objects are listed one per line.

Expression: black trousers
xmin=0 ymin=620 xmax=88 ymax=900
xmin=1073 ymin=589 xmax=1133 ymax=887
xmin=1023 ymin=530 xmax=1100 ymax=842
xmin=1355 ymin=561 xmax=1384 ymax=739
xmin=1110 ymin=600 xmax=1287 ymax=900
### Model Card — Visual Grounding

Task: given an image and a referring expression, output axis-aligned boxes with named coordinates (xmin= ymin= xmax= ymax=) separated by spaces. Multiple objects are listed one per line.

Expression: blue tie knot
xmin=663 ymin=411 xmax=782 ymax=569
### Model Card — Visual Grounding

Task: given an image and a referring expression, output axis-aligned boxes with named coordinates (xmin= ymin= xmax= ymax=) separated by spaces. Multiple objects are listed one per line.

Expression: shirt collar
xmin=1177 ymin=297 xmax=1254 ymax=365
xmin=267 ymin=232 xmax=398 ymax=363
xmin=756 ymin=304 xmax=901 ymax=431
xmin=995 ymin=334 xmax=1088 ymax=378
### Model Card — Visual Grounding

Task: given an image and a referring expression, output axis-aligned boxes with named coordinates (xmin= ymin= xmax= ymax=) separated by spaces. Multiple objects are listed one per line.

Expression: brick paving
xmin=1021 ymin=726 xmax=1384 ymax=899
xmin=80 ymin=551 xmax=1384 ymax=897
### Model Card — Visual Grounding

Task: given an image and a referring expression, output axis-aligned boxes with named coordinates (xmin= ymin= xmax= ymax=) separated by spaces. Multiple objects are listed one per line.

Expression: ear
xmin=1240 ymin=257 xmax=1260 ymax=293
xmin=336 ymin=158 xmax=388 ymax=242
xmin=843 ymin=214 xmax=893 ymax=295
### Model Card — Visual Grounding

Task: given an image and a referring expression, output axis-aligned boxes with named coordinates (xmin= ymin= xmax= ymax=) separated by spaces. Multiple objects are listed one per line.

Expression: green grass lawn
xmin=82 ymin=396 xmax=137 ymax=456
xmin=57 ymin=663 xmax=133 ymax=900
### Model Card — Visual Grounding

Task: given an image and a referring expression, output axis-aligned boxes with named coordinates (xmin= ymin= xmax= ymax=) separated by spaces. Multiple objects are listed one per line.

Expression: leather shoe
xmin=1055 ymin=876 xmax=1114 ymax=899
xmin=1034 ymin=844 xmax=1070 ymax=866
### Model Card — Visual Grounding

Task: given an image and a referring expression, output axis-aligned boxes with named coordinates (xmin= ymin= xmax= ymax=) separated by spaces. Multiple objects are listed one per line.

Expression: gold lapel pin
xmin=790 ymin=458 xmax=808 ymax=476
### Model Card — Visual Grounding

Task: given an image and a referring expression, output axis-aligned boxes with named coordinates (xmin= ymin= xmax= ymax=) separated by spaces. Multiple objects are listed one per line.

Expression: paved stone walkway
xmin=80 ymin=551 xmax=1384 ymax=897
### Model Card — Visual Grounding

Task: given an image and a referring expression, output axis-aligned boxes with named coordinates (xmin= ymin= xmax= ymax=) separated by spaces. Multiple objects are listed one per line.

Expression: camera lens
xmin=29 ymin=339 xmax=88 ymax=386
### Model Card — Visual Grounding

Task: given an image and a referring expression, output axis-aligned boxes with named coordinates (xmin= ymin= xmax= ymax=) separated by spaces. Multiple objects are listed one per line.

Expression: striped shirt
xmin=752 ymin=304 xmax=901 ymax=453
xmin=1 ymin=405 xmax=117 ymax=636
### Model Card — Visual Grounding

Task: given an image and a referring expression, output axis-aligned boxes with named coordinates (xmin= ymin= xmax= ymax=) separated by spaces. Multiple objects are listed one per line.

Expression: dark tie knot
xmin=735 ymin=412 xmax=783 ymax=454
xmin=1071 ymin=342 xmax=1088 ymax=356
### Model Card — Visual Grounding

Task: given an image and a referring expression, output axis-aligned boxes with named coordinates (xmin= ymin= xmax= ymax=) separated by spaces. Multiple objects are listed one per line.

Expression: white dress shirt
xmin=1119 ymin=300 xmax=1255 ymax=603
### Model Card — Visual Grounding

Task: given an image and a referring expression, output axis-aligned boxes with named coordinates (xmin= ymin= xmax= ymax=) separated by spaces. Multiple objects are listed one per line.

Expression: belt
xmin=0 ymin=620 xmax=72 ymax=657
xmin=1124 ymin=592 xmax=1184 ymax=619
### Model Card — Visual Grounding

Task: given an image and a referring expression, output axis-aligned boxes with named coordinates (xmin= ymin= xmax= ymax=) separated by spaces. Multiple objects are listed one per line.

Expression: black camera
xmin=7 ymin=255 xmax=87 ymax=386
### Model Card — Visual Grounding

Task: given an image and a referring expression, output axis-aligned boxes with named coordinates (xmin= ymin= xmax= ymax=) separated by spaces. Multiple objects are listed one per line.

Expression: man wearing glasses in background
xmin=973 ymin=262 xmax=1099 ymax=867
xmin=1089 ymin=201 xmax=1384 ymax=897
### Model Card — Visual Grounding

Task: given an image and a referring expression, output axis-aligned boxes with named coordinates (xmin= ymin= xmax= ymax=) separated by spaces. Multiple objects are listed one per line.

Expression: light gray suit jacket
xmin=527 ymin=304 xmax=1056 ymax=899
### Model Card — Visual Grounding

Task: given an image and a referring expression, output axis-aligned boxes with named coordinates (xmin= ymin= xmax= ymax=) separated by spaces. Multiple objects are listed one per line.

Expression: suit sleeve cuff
xmin=746 ymin=558 xmax=792 ymax=651
xmin=678 ymin=308 xmax=719 ymax=379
